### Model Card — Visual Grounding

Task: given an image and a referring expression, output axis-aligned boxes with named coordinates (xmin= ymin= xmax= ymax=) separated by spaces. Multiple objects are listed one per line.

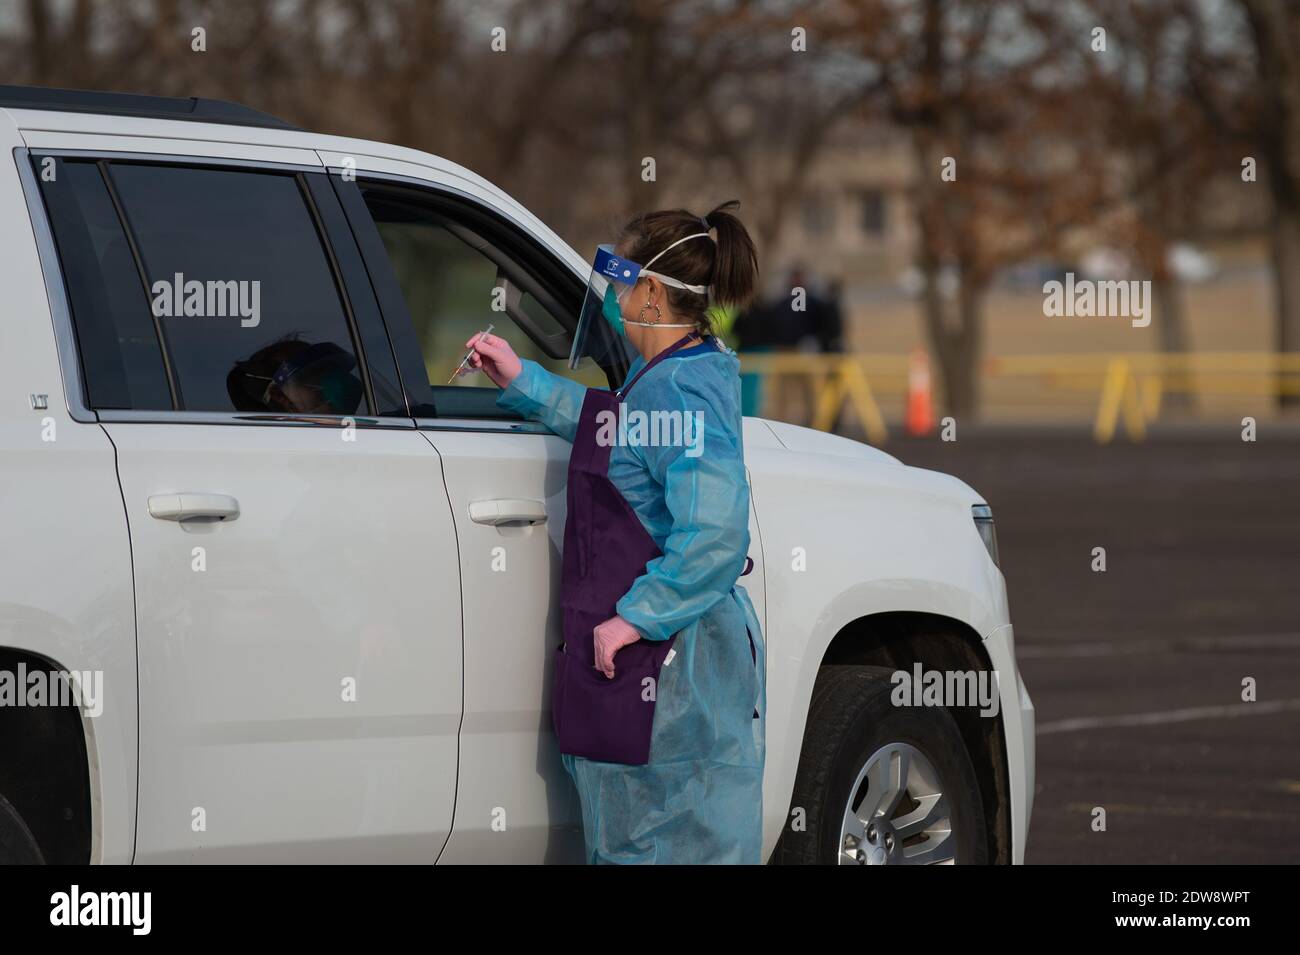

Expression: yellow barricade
xmin=738 ymin=351 xmax=1300 ymax=445
xmin=738 ymin=353 xmax=904 ymax=444
xmin=984 ymin=352 xmax=1300 ymax=443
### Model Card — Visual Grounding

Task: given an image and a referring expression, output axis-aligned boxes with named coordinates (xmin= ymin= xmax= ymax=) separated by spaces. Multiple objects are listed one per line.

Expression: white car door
xmin=325 ymin=164 xmax=612 ymax=862
xmin=26 ymin=142 xmax=462 ymax=862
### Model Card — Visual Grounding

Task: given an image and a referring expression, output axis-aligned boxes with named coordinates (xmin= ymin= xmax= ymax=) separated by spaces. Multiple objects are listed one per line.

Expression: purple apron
xmin=552 ymin=334 xmax=753 ymax=765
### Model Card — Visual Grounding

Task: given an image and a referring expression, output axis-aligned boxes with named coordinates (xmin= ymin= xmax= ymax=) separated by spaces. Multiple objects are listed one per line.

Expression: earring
xmin=637 ymin=301 xmax=662 ymax=325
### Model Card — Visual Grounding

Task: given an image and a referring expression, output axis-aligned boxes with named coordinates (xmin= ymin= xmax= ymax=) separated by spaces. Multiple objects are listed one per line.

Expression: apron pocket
xmin=551 ymin=643 xmax=662 ymax=765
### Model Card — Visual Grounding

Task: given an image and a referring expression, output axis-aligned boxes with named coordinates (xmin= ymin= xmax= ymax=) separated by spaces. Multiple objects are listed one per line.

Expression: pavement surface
xmin=892 ymin=424 xmax=1300 ymax=863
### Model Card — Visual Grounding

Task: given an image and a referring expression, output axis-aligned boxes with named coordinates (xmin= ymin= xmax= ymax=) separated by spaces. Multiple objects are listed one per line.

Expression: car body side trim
xmin=94 ymin=409 xmax=415 ymax=429
xmin=413 ymin=416 xmax=552 ymax=435
xmin=22 ymin=146 xmax=321 ymax=173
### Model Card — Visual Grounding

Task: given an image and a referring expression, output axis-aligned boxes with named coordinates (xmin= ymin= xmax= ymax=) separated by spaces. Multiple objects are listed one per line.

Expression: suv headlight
xmin=972 ymin=504 xmax=1000 ymax=567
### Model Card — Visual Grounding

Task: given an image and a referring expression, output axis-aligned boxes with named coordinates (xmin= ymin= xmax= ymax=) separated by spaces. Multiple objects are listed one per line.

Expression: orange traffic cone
xmin=906 ymin=347 xmax=933 ymax=436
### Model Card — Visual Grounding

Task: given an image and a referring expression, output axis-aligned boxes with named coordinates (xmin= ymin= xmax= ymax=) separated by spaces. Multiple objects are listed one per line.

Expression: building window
xmin=860 ymin=190 xmax=885 ymax=236
xmin=802 ymin=195 xmax=832 ymax=236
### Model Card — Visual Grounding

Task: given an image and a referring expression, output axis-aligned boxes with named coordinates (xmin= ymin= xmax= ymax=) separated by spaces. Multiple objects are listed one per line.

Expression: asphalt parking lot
xmin=894 ymin=424 xmax=1300 ymax=863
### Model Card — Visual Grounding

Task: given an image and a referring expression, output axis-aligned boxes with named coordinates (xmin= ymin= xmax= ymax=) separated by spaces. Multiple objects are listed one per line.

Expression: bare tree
xmin=1063 ymin=0 xmax=1240 ymax=417
xmin=1239 ymin=0 xmax=1300 ymax=401
xmin=850 ymin=0 xmax=1108 ymax=417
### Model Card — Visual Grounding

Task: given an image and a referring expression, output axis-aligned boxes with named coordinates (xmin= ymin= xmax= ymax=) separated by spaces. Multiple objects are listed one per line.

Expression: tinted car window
xmin=109 ymin=164 xmax=368 ymax=415
xmin=36 ymin=158 xmax=172 ymax=410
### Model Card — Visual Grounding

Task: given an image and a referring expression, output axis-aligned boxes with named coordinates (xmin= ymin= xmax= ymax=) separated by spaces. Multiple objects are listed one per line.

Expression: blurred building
xmin=768 ymin=131 xmax=917 ymax=292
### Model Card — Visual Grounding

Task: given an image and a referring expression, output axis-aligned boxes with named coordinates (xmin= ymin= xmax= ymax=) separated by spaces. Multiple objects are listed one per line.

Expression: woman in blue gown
xmin=467 ymin=201 xmax=766 ymax=864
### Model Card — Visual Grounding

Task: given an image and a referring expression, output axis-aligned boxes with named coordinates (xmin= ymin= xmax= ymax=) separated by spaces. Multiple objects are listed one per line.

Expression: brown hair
xmin=616 ymin=199 xmax=759 ymax=335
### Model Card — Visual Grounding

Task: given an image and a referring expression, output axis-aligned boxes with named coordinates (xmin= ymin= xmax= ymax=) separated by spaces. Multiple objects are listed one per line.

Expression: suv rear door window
xmin=107 ymin=163 xmax=369 ymax=415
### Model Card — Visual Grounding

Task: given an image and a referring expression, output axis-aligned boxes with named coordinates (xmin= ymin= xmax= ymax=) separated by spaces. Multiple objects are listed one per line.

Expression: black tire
xmin=0 ymin=791 xmax=44 ymax=864
xmin=773 ymin=664 xmax=989 ymax=865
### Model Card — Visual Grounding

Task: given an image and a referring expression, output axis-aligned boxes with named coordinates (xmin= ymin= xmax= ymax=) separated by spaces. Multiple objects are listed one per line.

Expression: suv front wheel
xmin=773 ymin=664 xmax=989 ymax=864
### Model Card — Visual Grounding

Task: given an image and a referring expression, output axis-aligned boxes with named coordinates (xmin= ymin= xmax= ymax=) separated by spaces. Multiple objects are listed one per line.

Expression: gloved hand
xmin=464 ymin=331 xmax=522 ymax=389
xmin=593 ymin=615 xmax=644 ymax=679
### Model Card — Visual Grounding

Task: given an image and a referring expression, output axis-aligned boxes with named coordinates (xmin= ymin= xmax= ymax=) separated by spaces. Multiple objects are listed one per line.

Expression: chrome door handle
xmin=147 ymin=493 xmax=241 ymax=522
xmin=468 ymin=499 xmax=547 ymax=526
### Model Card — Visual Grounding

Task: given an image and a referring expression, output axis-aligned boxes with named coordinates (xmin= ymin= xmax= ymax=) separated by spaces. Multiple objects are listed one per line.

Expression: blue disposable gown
xmin=496 ymin=337 xmax=766 ymax=864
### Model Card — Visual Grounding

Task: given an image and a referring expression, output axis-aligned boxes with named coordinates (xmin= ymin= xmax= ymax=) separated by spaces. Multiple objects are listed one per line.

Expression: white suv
xmin=0 ymin=86 xmax=1033 ymax=865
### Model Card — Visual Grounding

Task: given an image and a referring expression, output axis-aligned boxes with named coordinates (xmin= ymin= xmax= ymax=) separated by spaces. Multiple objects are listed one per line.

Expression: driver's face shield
xmin=568 ymin=245 xmax=643 ymax=370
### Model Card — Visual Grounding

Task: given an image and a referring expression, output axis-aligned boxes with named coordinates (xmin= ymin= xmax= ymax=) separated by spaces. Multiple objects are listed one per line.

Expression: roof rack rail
xmin=0 ymin=84 xmax=301 ymax=131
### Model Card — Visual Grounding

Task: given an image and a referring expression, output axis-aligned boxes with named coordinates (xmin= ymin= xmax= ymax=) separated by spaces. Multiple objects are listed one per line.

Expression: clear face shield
xmin=568 ymin=235 xmax=713 ymax=371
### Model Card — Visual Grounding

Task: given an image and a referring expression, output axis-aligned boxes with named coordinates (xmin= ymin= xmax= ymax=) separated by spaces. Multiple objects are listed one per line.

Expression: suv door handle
xmin=148 ymin=493 xmax=241 ymax=522
xmin=468 ymin=499 xmax=547 ymax=526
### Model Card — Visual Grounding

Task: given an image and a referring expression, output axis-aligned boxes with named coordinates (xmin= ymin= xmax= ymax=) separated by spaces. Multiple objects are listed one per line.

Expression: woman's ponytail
xmin=703 ymin=200 xmax=759 ymax=311
xmin=617 ymin=199 xmax=761 ymax=334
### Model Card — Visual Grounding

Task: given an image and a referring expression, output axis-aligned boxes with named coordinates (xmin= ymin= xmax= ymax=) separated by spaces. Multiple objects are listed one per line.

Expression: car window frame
xmin=17 ymin=146 xmax=415 ymax=430
xmin=329 ymin=168 xmax=634 ymax=435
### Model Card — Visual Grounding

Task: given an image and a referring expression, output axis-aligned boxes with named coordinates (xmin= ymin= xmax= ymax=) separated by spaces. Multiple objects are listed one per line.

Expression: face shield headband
xmin=636 ymin=230 xmax=713 ymax=295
